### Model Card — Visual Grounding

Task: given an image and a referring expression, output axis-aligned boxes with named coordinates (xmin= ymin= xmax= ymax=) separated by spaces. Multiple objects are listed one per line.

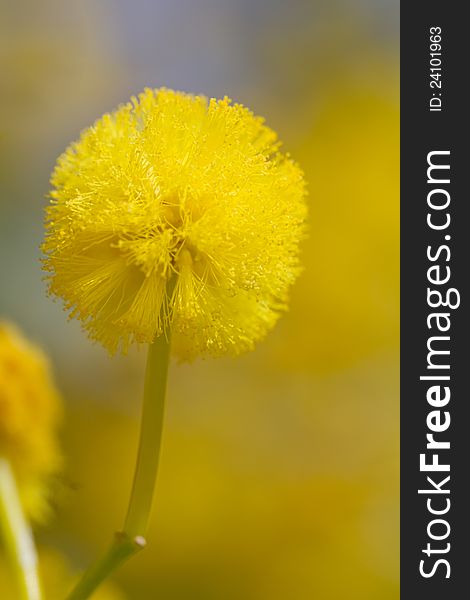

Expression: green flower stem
xmin=66 ymin=331 xmax=172 ymax=600
xmin=64 ymin=532 xmax=145 ymax=600
xmin=0 ymin=458 xmax=43 ymax=600
xmin=124 ymin=330 xmax=171 ymax=538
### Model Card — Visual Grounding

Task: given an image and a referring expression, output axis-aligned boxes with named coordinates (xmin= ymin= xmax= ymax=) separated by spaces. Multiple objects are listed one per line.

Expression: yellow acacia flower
xmin=42 ymin=88 xmax=307 ymax=358
xmin=0 ymin=322 xmax=62 ymax=522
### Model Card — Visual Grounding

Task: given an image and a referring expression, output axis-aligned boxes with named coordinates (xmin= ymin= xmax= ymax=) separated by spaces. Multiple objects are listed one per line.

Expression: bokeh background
xmin=0 ymin=0 xmax=399 ymax=598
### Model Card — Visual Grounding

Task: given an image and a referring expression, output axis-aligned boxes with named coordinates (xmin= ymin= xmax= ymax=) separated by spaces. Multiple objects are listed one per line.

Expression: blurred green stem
xmin=66 ymin=331 xmax=171 ymax=600
xmin=0 ymin=458 xmax=43 ymax=600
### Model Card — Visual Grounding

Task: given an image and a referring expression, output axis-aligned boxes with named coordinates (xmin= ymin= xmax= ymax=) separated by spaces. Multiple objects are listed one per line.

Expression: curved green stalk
xmin=124 ymin=331 xmax=171 ymax=538
xmin=0 ymin=458 xmax=43 ymax=600
xmin=66 ymin=331 xmax=171 ymax=600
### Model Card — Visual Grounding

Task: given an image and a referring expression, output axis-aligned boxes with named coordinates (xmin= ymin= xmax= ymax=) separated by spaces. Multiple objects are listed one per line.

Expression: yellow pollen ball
xmin=0 ymin=322 xmax=62 ymax=522
xmin=42 ymin=88 xmax=307 ymax=358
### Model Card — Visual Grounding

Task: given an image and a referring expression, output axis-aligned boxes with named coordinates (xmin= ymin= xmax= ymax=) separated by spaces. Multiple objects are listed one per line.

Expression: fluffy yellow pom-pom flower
xmin=43 ymin=88 xmax=307 ymax=358
xmin=0 ymin=322 xmax=62 ymax=522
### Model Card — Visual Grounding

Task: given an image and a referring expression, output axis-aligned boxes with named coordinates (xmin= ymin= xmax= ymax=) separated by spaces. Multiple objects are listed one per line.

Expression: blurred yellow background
xmin=0 ymin=0 xmax=398 ymax=598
